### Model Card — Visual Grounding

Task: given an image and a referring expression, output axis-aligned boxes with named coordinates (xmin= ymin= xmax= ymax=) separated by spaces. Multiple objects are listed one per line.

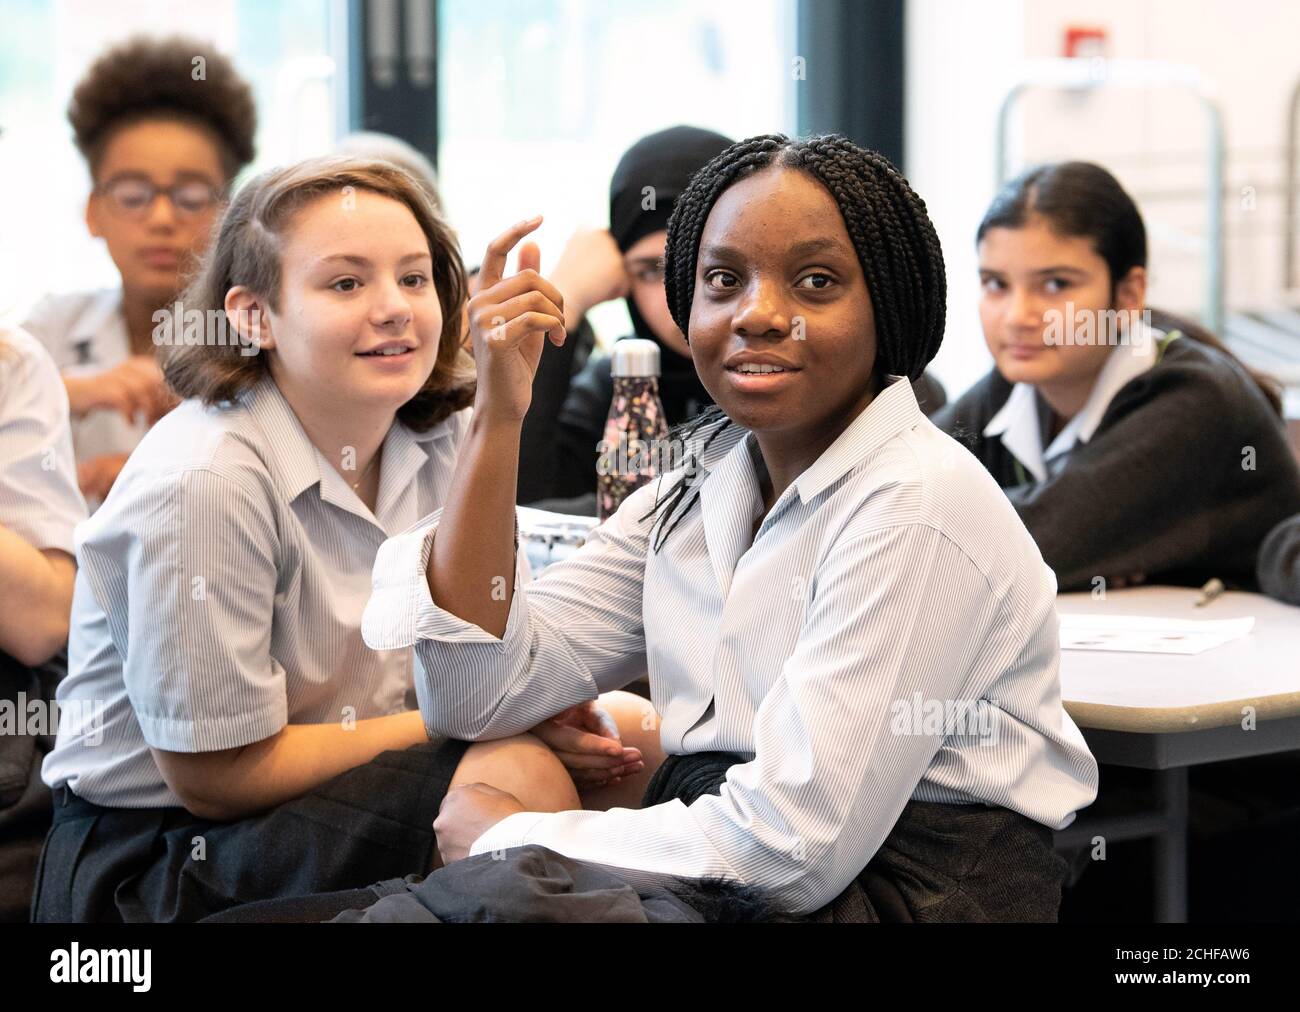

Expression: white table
xmin=1055 ymin=586 xmax=1300 ymax=921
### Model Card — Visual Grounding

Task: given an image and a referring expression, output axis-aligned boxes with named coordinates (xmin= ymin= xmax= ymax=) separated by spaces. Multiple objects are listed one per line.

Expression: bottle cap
xmin=610 ymin=338 xmax=661 ymax=378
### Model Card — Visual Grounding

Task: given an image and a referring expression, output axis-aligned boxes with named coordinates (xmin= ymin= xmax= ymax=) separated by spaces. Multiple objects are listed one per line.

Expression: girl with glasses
xmin=21 ymin=35 xmax=256 ymax=509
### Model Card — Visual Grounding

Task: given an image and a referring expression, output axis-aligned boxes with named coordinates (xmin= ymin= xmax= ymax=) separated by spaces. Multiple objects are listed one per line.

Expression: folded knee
xmin=451 ymin=732 xmax=581 ymax=813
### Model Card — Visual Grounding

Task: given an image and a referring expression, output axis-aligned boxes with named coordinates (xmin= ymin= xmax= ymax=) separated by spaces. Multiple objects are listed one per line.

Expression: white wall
xmin=905 ymin=0 xmax=1025 ymax=398
xmin=907 ymin=0 xmax=1300 ymax=399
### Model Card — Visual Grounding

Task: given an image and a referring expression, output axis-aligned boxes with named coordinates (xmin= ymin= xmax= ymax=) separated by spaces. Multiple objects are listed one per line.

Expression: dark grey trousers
xmin=644 ymin=750 xmax=1070 ymax=922
xmin=31 ymin=736 xmax=472 ymax=923
xmin=208 ymin=747 xmax=1069 ymax=923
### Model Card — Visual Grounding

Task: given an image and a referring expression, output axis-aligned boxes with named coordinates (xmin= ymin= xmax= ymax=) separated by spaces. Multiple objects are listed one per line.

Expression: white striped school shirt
xmin=43 ymin=377 xmax=473 ymax=808
xmin=0 ymin=324 xmax=87 ymax=555
xmin=364 ymin=375 xmax=1100 ymax=915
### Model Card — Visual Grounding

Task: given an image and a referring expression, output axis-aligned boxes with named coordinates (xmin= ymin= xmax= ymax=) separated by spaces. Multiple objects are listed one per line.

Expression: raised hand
xmin=465 ymin=216 xmax=567 ymax=424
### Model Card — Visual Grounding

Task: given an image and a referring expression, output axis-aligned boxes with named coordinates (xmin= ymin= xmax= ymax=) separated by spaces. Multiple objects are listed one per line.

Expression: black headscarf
xmin=608 ymin=125 xmax=732 ymax=423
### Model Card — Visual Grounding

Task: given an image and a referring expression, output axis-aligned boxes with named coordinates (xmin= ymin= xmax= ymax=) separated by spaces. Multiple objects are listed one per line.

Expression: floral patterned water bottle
xmin=598 ymin=339 xmax=669 ymax=520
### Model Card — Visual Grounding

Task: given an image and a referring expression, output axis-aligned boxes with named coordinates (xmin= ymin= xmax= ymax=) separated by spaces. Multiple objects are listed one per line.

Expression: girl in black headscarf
xmin=517 ymin=126 xmax=732 ymax=509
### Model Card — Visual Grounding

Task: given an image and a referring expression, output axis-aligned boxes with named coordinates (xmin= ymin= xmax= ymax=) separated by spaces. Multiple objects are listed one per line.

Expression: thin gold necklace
xmin=350 ymin=450 xmax=380 ymax=492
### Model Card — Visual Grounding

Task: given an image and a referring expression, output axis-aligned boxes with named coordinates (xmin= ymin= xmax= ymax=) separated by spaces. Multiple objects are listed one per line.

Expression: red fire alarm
xmin=1063 ymin=26 xmax=1108 ymax=60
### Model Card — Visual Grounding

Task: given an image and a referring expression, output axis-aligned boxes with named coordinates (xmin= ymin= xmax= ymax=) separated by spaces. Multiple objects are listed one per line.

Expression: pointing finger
xmin=478 ymin=215 xmax=542 ymax=290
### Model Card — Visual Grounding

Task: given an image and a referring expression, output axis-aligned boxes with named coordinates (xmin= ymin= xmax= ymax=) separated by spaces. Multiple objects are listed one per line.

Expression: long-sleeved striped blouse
xmin=364 ymin=375 xmax=1099 ymax=914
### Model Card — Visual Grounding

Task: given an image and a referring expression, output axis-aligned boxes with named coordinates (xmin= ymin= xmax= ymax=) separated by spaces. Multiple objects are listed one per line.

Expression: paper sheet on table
xmin=1058 ymin=613 xmax=1255 ymax=655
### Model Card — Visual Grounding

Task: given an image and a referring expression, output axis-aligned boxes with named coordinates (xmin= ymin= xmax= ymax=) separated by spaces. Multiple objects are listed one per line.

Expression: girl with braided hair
xmin=360 ymin=133 xmax=1098 ymax=921
xmin=518 ymin=125 xmax=948 ymax=514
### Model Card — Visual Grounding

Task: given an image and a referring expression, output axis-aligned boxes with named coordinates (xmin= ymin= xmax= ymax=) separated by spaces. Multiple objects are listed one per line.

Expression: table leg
xmin=1153 ymin=767 xmax=1189 ymax=922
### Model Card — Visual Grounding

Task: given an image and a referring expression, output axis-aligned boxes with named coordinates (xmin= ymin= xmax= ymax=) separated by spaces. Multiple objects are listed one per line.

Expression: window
xmin=436 ymin=0 xmax=796 ymax=344
xmin=0 ymin=0 xmax=341 ymax=322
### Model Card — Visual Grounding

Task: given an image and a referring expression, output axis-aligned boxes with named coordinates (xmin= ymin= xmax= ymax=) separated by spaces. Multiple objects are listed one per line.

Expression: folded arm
xmin=364 ymin=475 xmax=659 ymax=741
xmin=0 ymin=535 xmax=74 ymax=666
xmin=152 ymin=711 xmax=427 ymax=821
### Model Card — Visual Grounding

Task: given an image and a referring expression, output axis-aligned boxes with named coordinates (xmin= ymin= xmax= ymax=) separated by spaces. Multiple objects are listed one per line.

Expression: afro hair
xmin=68 ymin=34 xmax=257 ymax=181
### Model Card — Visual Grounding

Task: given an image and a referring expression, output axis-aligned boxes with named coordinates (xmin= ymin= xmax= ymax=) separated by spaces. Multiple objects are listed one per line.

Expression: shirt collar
xmin=789 ymin=374 xmax=923 ymax=504
xmin=695 ymin=375 xmax=924 ymax=500
xmin=241 ymin=377 xmax=457 ymax=515
xmin=1045 ymin=323 xmax=1160 ymax=461
xmin=984 ymin=323 xmax=1162 ymax=481
xmin=688 ymin=376 xmax=923 ymax=597
xmin=983 ymin=382 xmax=1047 ymax=482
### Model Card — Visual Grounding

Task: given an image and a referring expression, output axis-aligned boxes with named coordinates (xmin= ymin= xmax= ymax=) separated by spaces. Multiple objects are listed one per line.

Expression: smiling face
xmin=86 ymin=118 xmax=226 ymax=302
xmin=977 ymin=214 xmax=1146 ymax=396
xmin=687 ymin=166 xmax=879 ymax=446
xmin=258 ymin=189 xmax=443 ymax=417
